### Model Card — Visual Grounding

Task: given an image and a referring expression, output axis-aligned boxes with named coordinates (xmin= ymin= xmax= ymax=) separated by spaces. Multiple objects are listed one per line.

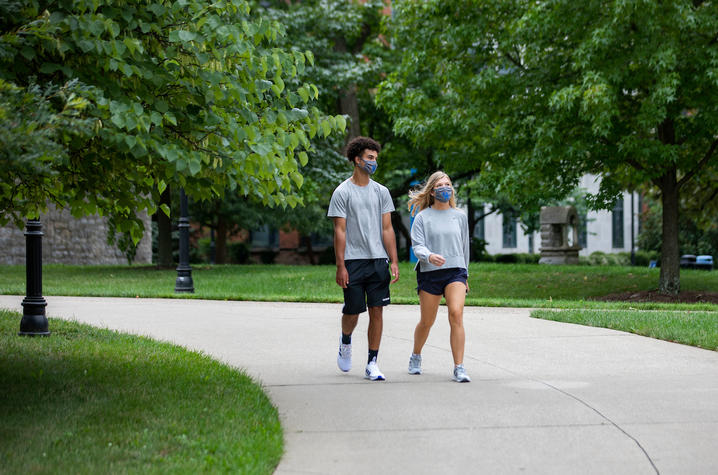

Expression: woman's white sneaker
xmin=453 ymin=364 xmax=471 ymax=383
xmin=408 ymin=354 xmax=422 ymax=374
xmin=365 ymin=360 xmax=385 ymax=381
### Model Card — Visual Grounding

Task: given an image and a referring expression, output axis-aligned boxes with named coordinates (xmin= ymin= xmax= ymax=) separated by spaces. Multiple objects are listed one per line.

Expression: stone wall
xmin=0 ymin=204 xmax=152 ymax=265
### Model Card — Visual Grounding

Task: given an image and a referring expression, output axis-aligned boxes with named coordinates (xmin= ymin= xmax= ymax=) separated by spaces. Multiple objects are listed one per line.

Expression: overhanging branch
xmin=678 ymin=138 xmax=718 ymax=189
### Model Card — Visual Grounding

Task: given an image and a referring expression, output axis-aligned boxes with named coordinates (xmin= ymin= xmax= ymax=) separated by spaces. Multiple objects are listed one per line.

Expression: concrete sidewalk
xmin=2 ymin=295 xmax=717 ymax=474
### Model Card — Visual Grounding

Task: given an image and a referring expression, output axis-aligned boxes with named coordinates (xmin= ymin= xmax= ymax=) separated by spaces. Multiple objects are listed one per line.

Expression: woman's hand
xmin=428 ymin=254 xmax=446 ymax=266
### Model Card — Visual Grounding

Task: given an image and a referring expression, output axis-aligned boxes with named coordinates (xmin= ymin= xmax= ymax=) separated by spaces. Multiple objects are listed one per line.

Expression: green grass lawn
xmin=532 ymin=308 xmax=718 ymax=351
xmin=0 ymin=309 xmax=282 ymax=474
xmin=1 ymin=262 xmax=717 ymax=310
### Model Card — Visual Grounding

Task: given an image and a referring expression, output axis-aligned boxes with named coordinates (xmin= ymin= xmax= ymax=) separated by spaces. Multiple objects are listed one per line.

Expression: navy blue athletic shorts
xmin=416 ymin=267 xmax=468 ymax=296
xmin=342 ymin=258 xmax=391 ymax=314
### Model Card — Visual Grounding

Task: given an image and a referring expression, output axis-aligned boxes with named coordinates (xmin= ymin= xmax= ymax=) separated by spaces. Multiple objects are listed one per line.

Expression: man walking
xmin=328 ymin=136 xmax=399 ymax=380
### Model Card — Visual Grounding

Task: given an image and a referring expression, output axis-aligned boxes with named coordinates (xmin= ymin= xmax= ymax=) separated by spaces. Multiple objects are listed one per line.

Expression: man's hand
xmin=428 ymin=254 xmax=446 ymax=266
xmin=390 ymin=261 xmax=399 ymax=284
xmin=336 ymin=265 xmax=349 ymax=288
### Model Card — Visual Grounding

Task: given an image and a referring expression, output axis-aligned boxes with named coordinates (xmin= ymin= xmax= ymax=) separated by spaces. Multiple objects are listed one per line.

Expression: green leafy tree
xmin=189 ymin=0 xmax=420 ymax=262
xmin=377 ymin=0 xmax=718 ymax=294
xmin=0 ymin=0 xmax=344 ymax=241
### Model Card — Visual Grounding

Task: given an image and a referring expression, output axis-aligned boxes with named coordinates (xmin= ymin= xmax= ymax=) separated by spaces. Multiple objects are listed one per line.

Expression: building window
xmin=578 ymin=213 xmax=587 ymax=248
xmin=251 ymin=225 xmax=278 ymax=248
xmin=502 ymin=212 xmax=517 ymax=248
xmin=612 ymin=197 xmax=624 ymax=248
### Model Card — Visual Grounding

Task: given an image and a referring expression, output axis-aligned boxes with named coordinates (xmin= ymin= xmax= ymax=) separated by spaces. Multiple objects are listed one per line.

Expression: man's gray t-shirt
xmin=327 ymin=178 xmax=395 ymax=260
xmin=411 ymin=207 xmax=470 ymax=273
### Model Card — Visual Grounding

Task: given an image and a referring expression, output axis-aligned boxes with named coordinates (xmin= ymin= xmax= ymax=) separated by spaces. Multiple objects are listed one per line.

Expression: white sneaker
xmin=408 ymin=353 xmax=422 ymax=375
xmin=453 ymin=364 xmax=471 ymax=383
xmin=365 ymin=360 xmax=385 ymax=381
xmin=337 ymin=341 xmax=352 ymax=372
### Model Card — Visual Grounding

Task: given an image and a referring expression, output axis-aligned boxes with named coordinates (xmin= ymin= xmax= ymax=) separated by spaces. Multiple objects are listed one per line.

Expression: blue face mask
xmin=360 ymin=158 xmax=377 ymax=175
xmin=434 ymin=186 xmax=453 ymax=203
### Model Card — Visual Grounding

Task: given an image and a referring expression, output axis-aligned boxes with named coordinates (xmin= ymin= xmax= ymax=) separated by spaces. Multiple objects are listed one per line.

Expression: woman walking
xmin=407 ymin=171 xmax=471 ymax=382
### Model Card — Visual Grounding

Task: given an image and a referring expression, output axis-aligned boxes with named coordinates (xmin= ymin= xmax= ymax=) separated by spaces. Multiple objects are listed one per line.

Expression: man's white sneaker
xmin=365 ymin=360 xmax=385 ymax=381
xmin=337 ymin=341 xmax=352 ymax=372
xmin=453 ymin=364 xmax=471 ymax=383
xmin=408 ymin=353 xmax=422 ymax=375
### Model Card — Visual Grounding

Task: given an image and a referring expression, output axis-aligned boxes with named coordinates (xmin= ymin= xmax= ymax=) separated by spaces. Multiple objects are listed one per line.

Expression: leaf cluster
xmin=0 ymin=0 xmax=346 ymax=240
xmin=378 ymin=0 xmax=718 ymax=211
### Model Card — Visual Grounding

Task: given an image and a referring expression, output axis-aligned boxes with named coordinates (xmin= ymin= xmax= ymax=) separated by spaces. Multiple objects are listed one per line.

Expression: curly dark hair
xmin=345 ymin=136 xmax=381 ymax=163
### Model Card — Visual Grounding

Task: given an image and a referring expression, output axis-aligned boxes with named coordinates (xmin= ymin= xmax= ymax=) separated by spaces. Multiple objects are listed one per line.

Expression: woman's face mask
xmin=434 ymin=186 xmax=453 ymax=203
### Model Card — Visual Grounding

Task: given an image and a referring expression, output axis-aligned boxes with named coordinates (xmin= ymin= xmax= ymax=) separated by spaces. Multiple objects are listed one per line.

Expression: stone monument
xmin=538 ymin=206 xmax=581 ymax=264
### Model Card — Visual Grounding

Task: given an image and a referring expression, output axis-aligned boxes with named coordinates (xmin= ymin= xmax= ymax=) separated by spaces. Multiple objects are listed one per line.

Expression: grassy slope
xmin=0 ymin=310 xmax=282 ymax=474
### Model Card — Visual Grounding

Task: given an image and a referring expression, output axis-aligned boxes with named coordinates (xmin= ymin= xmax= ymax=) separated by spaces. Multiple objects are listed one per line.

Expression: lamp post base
xmin=19 ymin=297 xmax=50 ymax=336
xmin=175 ymin=267 xmax=194 ymax=293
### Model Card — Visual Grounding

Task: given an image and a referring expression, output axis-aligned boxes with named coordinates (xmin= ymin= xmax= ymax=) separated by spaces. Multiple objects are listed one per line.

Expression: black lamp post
xmin=19 ymin=219 xmax=50 ymax=336
xmin=175 ymin=188 xmax=194 ymax=293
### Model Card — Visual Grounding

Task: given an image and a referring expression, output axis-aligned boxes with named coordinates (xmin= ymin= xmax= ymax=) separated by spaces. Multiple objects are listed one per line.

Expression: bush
xmin=189 ymin=237 xmax=211 ymax=264
xmin=588 ymin=251 xmax=608 ymax=265
xmin=494 ymin=253 xmax=518 ymax=263
xmin=471 ymin=238 xmax=490 ymax=262
xmin=516 ymin=253 xmax=540 ymax=264
xmin=585 ymin=251 xmax=633 ymax=266
xmin=318 ymin=246 xmax=336 ymax=265
xmin=634 ymin=250 xmax=659 ymax=267
xmin=259 ymin=249 xmax=277 ymax=264
xmin=228 ymin=241 xmax=250 ymax=264
xmin=488 ymin=253 xmax=540 ymax=264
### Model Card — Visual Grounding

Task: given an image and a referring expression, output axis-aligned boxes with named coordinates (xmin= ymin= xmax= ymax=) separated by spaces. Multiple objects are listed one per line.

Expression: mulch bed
xmin=591 ymin=290 xmax=718 ymax=304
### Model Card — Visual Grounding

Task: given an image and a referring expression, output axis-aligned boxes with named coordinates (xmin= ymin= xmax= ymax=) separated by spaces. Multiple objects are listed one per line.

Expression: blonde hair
xmin=408 ymin=171 xmax=457 ymax=216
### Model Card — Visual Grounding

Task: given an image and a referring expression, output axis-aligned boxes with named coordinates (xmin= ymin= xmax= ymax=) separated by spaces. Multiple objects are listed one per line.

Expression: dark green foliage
xmin=378 ymin=0 xmax=718 ymax=293
xmin=229 ymin=241 xmax=251 ymax=264
xmin=638 ymin=195 xmax=718 ymax=258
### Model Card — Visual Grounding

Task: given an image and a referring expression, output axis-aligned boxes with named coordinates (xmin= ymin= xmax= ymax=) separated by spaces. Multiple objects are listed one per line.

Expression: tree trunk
xmin=304 ymin=235 xmax=316 ymax=265
xmin=659 ymin=167 xmax=680 ymax=295
xmin=334 ymin=36 xmax=361 ymax=140
xmin=157 ymin=185 xmax=173 ymax=268
xmin=339 ymin=85 xmax=361 ymax=139
xmin=215 ymin=217 xmax=228 ymax=264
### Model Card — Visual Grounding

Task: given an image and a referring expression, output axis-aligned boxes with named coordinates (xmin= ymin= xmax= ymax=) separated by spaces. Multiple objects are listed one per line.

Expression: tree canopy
xmin=377 ymin=0 xmax=718 ymax=293
xmin=0 ymin=0 xmax=344 ymax=240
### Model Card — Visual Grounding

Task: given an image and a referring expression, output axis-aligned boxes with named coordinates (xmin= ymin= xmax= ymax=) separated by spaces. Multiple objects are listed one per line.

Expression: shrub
xmin=589 ymin=251 xmax=608 ymax=265
xmin=259 ymin=249 xmax=278 ymax=264
xmin=190 ymin=237 xmax=211 ymax=264
xmin=495 ymin=253 xmax=518 ymax=263
xmin=471 ymin=238 xmax=490 ymax=262
xmin=318 ymin=246 xmax=336 ymax=265
xmin=228 ymin=241 xmax=250 ymax=264
xmin=634 ymin=250 xmax=659 ymax=267
xmin=516 ymin=253 xmax=540 ymax=264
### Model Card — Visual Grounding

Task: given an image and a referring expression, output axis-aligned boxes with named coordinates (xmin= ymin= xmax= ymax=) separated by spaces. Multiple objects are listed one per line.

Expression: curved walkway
xmin=2 ymin=295 xmax=717 ymax=474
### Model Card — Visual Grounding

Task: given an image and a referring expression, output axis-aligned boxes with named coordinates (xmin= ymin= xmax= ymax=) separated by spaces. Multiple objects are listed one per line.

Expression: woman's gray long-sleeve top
xmin=411 ymin=206 xmax=470 ymax=273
